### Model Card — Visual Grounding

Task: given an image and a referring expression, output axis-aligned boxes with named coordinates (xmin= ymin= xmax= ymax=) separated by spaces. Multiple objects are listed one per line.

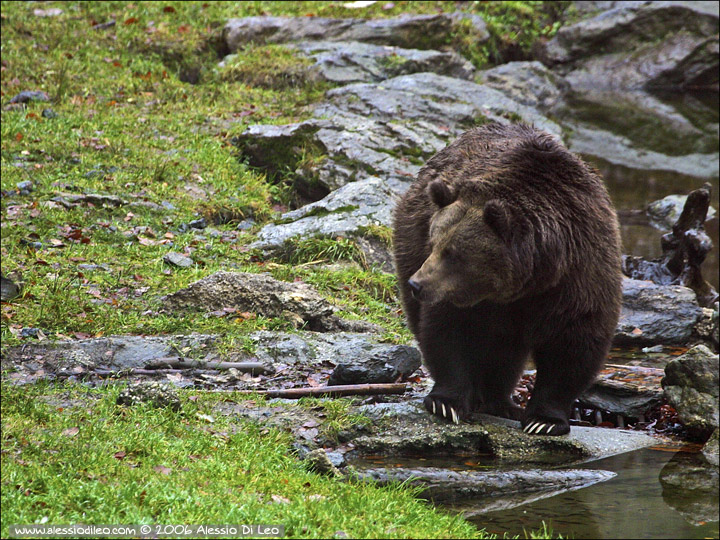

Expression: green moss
xmin=219 ymin=43 xmax=322 ymax=90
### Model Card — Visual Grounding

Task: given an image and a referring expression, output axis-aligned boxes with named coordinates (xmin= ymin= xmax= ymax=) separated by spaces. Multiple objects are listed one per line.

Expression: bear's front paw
xmin=521 ymin=417 xmax=570 ymax=436
xmin=424 ymin=395 xmax=464 ymax=424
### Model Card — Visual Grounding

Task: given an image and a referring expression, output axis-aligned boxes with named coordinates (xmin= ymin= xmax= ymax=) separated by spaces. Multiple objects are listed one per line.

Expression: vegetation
xmin=2 ymin=1 xmax=562 ymax=537
xmin=0 ymin=380 xmax=483 ymax=538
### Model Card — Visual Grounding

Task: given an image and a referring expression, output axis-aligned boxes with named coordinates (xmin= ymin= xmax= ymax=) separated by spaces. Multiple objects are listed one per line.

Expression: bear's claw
xmin=522 ymin=418 xmax=569 ymax=436
xmin=425 ymin=397 xmax=461 ymax=424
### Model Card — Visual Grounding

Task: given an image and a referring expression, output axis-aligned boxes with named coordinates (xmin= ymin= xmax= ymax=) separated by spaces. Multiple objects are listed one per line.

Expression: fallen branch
xmin=232 ymin=383 xmax=408 ymax=399
xmin=145 ymin=357 xmax=271 ymax=374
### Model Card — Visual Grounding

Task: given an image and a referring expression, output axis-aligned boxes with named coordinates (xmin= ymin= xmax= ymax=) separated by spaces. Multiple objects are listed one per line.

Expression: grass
xmin=1 ymin=380 xmax=486 ymax=538
xmin=2 ymin=1 xmax=561 ymax=537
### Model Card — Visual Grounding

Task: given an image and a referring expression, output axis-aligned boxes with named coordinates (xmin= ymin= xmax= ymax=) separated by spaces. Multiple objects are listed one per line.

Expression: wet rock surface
xmin=662 ymin=344 xmax=719 ymax=439
xmin=616 ymin=277 xmax=702 ymax=345
xmin=356 ymin=466 xmax=616 ymax=504
xmin=580 ymin=364 xmax=665 ymax=419
xmin=660 ymin=450 xmax=719 ymax=525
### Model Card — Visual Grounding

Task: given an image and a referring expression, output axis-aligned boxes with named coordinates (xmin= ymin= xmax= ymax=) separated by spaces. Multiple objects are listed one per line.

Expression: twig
xmin=231 ymin=383 xmax=408 ymax=399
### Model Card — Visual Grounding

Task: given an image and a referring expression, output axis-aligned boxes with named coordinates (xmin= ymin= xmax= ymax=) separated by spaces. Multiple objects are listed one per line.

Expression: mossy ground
xmin=1 ymin=2 xmax=560 ymax=537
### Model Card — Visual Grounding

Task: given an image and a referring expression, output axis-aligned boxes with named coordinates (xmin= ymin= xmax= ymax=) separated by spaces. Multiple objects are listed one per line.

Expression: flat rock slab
xmin=223 ymin=13 xmax=488 ymax=52
xmin=2 ymin=334 xmax=219 ymax=378
xmin=356 ymin=466 xmax=616 ymax=505
xmin=350 ymin=402 xmax=660 ymax=464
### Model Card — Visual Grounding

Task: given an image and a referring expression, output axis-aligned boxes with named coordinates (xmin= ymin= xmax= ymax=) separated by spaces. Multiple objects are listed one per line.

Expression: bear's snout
xmin=408 ymin=279 xmax=423 ymax=299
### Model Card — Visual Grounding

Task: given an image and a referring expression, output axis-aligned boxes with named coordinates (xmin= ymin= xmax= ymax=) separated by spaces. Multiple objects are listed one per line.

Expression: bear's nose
xmin=408 ymin=279 xmax=423 ymax=297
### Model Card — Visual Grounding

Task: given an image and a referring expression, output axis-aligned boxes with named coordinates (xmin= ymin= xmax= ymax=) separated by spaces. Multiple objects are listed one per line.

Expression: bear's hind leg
xmin=472 ymin=344 xmax=528 ymax=422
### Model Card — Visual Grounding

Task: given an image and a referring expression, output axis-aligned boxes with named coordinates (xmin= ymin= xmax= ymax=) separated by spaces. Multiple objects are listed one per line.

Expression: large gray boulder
xmin=160 ymin=271 xmax=375 ymax=332
xmin=223 ymin=13 xmax=488 ymax=52
xmin=248 ymin=176 xmax=395 ymax=269
xmin=476 ymin=61 xmax=568 ymax=110
xmin=235 ymin=72 xmax=562 ymax=196
xmin=542 ymin=1 xmax=719 ymax=91
xmin=292 ymin=40 xmax=476 ymax=84
xmin=322 ymin=72 xmax=562 ymax=138
xmin=662 ymin=344 xmax=719 ymax=438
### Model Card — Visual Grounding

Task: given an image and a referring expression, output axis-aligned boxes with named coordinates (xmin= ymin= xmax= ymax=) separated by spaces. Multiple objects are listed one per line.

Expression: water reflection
xmin=584 ymin=156 xmax=720 ymax=290
xmin=466 ymin=449 xmax=720 ymax=539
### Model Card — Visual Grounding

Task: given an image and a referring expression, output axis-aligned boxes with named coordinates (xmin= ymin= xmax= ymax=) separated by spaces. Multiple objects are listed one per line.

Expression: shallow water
xmin=560 ymin=87 xmax=720 ymax=291
xmin=461 ymin=448 xmax=719 ymax=539
xmin=589 ymin=156 xmax=720 ymax=291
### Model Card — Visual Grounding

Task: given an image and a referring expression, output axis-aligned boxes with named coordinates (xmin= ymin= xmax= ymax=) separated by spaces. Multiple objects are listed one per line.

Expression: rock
xmin=541 ymin=1 xmax=719 ymax=91
xmin=234 ymin=73 xmax=562 ymax=196
xmin=328 ymin=344 xmax=421 ymax=385
xmin=41 ymin=108 xmax=58 ymax=119
xmin=305 ymin=449 xmax=343 ymax=477
xmin=350 ymin=402 xmax=659 ymax=463
xmin=702 ymin=428 xmax=719 ymax=467
xmin=476 ymin=61 xmax=568 ymax=110
xmin=8 ymin=90 xmax=50 ymax=104
xmin=249 ymin=177 xmax=395 ymax=263
xmin=580 ymin=364 xmax=664 ymax=418
xmin=116 ymin=382 xmax=181 ymax=411
xmin=1 ymin=334 xmax=219 ymax=375
xmin=161 ymin=272 xmax=331 ymax=329
xmin=289 ymin=40 xmax=476 ymax=84
xmin=356 ymin=466 xmax=616 ymax=505
xmin=249 ymin=331 xmax=411 ymax=370
xmin=322 ymin=73 xmax=562 ymax=139
xmin=163 ymin=252 xmax=194 ymax=268
xmin=695 ymin=304 xmax=719 ymax=351
xmin=223 ymin=13 xmax=487 ymax=52
xmin=160 ymin=271 xmax=376 ymax=332
xmin=1 ymin=274 xmax=21 ymax=302
xmin=659 ymin=451 xmax=719 ymax=525
xmin=662 ymin=344 xmax=719 ymax=439
xmin=647 ymin=194 xmax=717 ymax=230
xmin=616 ymin=277 xmax=702 ymax=345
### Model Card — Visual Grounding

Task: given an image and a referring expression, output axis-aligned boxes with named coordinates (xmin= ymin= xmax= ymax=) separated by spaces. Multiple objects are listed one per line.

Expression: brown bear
xmin=392 ymin=122 xmax=622 ymax=435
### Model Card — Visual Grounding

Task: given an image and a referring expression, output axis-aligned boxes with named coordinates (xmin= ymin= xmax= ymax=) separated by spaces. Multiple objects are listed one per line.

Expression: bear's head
xmin=408 ymin=179 xmax=533 ymax=307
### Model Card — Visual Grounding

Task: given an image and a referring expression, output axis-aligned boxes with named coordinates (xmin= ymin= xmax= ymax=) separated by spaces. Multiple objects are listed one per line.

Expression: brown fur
xmin=393 ymin=123 xmax=622 ymax=435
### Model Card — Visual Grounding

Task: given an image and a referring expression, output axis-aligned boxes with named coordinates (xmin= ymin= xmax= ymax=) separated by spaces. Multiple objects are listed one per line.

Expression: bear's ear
xmin=428 ymin=180 xmax=456 ymax=208
xmin=483 ymin=200 xmax=514 ymax=241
